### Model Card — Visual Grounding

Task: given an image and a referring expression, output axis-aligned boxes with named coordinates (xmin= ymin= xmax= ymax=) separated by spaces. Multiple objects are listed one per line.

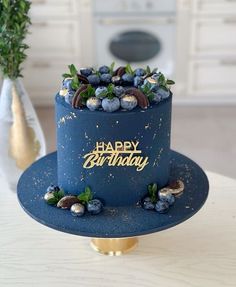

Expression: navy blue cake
xmin=55 ymin=64 xmax=175 ymax=207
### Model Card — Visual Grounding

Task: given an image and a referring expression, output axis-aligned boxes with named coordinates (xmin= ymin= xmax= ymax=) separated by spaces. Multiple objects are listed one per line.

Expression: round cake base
xmin=17 ymin=150 xmax=209 ymax=254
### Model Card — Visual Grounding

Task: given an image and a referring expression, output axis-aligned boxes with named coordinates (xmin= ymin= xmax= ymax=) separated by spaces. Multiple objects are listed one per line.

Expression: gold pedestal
xmin=90 ymin=237 xmax=138 ymax=256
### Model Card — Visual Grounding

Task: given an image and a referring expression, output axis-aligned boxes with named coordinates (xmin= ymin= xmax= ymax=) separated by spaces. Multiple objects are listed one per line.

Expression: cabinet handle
xmin=98 ymin=17 xmax=175 ymax=26
xmin=33 ymin=0 xmax=46 ymax=4
xmin=33 ymin=22 xmax=48 ymax=27
xmin=32 ymin=62 xmax=50 ymax=68
xmin=220 ymin=59 xmax=236 ymax=66
xmin=223 ymin=17 xmax=236 ymax=24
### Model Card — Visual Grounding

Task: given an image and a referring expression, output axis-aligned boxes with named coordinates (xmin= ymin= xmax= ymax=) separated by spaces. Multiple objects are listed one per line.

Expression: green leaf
xmin=158 ymin=73 xmax=166 ymax=86
xmin=78 ymin=186 xmax=93 ymax=204
xmin=152 ymin=183 xmax=157 ymax=193
xmin=46 ymin=198 xmax=59 ymax=205
xmin=62 ymin=73 xmax=71 ymax=79
xmin=152 ymin=68 xmax=158 ymax=74
xmin=110 ymin=62 xmax=115 ymax=73
xmin=146 ymin=65 xmax=151 ymax=74
xmin=56 ymin=189 xmax=65 ymax=199
xmin=69 ymin=64 xmax=77 ymax=76
xmin=125 ymin=63 xmax=134 ymax=75
xmin=166 ymin=79 xmax=175 ymax=85
xmin=148 ymin=183 xmax=158 ymax=203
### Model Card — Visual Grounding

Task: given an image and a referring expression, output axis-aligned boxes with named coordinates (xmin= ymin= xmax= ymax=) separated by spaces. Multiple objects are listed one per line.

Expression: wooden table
xmin=0 ymin=172 xmax=235 ymax=287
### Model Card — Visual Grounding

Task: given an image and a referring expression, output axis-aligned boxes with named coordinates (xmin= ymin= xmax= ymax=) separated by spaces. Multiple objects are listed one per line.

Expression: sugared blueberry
xmin=134 ymin=76 xmax=143 ymax=87
xmin=155 ymin=201 xmax=169 ymax=214
xmin=156 ymin=87 xmax=170 ymax=99
xmin=158 ymin=190 xmax=175 ymax=206
xmin=65 ymin=90 xmax=75 ymax=105
xmin=86 ymin=97 xmax=101 ymax=111
xmin=62 ymin=78 xmax=72 ymax=89
xmin=102 ymin=97 xmax=120 ymax=112
xmin=134 ymin=68 xmax=146 ymax=77
xmin=95 ymin=86 xmax=108 ymax=99
xmin=122 ymin=73 xmax=134 ymax=84
xmin=142 ymin=197 xmax=155 ymax=210
xmin=111 ymin=75 xmax=121 ymax=85
xmin=70 ymin=203 xmax=85 ymax=217
xmin=120 ymin=95 xmax=137 ymax=111
xmin=113 ymin=86 xmax=125 ymax=98
xmin=80 ymin=68 xmax=93 ymax=77
xmin=47 ymin=185 xmax=60 ymax=193
xmin=87 ymin=74 xmax=100 ymax=86
xmin=99 ymin=65 xmax=110 ymax=74
xmin=100 ymin=73 xmax=112 ymax=84
xmin=87 ymin=199 xmax=103 ymax=215
xmin=152 ymin=93 xmax=162 ymax=104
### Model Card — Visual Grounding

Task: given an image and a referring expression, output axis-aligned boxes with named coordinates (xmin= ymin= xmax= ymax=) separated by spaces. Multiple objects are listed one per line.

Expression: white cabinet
xmin=30 ymin=0 xmax=78 ymax=18
xmin=188 ymin=59 xmax=236 ymax=96
xmin=191 ymin=18 xmax=236 ymax=57
xmin=24 ymin=0 xmax=82 ymax=106
xmin=192 ymin=0 xmax=236 ymax=15
xmin=27 ymin=20 xmax=80 ymax=59
xmin=186 ymin=0 xmax=236 ymax=100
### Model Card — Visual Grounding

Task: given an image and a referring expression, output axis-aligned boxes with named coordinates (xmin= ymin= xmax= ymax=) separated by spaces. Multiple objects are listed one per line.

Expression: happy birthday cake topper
xmin=83 ymin=141 xmax=149 ymax=171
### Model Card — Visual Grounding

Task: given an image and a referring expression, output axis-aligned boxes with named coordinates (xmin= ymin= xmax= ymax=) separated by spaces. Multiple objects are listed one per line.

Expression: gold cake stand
xmin=90 ymin=237 xmax=139 ymax=256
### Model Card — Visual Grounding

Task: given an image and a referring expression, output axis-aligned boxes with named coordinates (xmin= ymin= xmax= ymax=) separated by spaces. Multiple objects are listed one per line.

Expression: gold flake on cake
xmin=57 ymin=112 xmax=77 ymax=128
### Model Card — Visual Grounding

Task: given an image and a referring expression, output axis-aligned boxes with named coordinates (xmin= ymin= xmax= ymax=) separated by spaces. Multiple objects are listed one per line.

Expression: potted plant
xmin=0 ymin=0 xmax=46 ymax=190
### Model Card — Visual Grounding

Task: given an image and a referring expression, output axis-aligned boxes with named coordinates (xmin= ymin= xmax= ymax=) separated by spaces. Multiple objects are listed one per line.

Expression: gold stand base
xmin=90 ymin=237 xmax=138 ymax=256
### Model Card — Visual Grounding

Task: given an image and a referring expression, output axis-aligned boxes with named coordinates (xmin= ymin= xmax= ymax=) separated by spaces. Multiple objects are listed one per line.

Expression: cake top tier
xmin=59 ymin=63 xmax=175 ymax=113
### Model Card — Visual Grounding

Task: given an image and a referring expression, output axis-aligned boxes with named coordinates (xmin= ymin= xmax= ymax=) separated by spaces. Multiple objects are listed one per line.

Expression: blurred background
xmin=5 ymin=0 xmax=236 ymax=178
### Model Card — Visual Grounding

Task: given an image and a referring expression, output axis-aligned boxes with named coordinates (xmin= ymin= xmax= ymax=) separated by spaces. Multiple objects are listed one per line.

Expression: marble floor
xmin=37 ymin=105 xmax=236 ymax=179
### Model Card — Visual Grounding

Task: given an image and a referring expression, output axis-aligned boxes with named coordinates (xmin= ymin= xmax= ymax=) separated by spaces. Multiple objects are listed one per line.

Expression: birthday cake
xmin=45 ymin=63 xmax=184 ymax=216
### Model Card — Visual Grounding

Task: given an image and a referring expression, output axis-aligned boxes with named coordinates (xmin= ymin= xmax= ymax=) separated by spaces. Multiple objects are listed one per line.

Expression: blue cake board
xmin=17 ymin=151 xmax=209 ymax=238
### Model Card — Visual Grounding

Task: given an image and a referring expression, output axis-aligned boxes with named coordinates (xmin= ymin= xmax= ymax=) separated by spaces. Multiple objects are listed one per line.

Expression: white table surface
xmin=0 ymin=171 xmax=236 ymax=287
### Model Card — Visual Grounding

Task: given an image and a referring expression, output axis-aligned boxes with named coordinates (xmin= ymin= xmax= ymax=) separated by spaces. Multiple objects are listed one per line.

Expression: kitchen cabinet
xmin=185 ymin=0 xmax=236 ymax=101
xmin=24 ymin=0 xmax=82 ymax=106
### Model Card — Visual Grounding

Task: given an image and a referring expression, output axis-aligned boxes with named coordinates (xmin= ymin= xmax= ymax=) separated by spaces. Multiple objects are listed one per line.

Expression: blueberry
xmin=80 ymin=68 xmax=93 ymax=77
xmin=152 ymin=93 xmax=162 ymax=104
xmin=158 ymin=191 xmax=175 ymax=206
xmin=86 ymin=97 xmax=101 ymax=111
xmin=142 ymin=197 xmax=155 ymax=210
xmin=95 ymin=86 xmax=108 ymax=99
xmin=113 ymin=86 xmax=125 ymax=98
xmin=100 ymin=73 xmax=112 ymax=84
xmin=87 ymin=74 xmax=100 ymax=86
xmin=62 ymin=78 xmax=72 ymax=89
xmin=65 ymin=90 xmax=75 ymax=105
xmin=47 ymin=185 xmax=60 ymax=193
xmin=120 ymin=95 xmax=137 ymax=111
xmin=102 ymin=97 xmax=120 ymax=112
xmin=87 ymin=199 xmax=103 ymax=215
xmin=156 ymin=87 xmax=170 ymax=99
xmin=99 ymin=65 xmax=110 ymax=74
xmin=134 ymin=68 xmax=146 ymax=77
xmin=122 ymin=73 xmax=134 ymax=84
xmin=134 ymin=76 xmax=143 ymax=87
xmin=155 ymin=201 xmax=169 ymax=214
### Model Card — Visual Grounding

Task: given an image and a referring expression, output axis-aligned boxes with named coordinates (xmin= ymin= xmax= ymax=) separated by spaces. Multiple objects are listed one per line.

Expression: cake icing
xmin=55 ymin=63 xmax=174 ymax=207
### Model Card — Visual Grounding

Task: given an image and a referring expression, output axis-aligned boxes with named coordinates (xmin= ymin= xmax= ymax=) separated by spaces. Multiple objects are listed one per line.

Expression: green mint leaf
xmin=56 ymin=189 xmax=65 ymax=199
xmin=158 ymin=73 xmax=166 ymax=86
xmin=125 ymin=63 xmax=134 ymax=75
xmin=110 ymin=62 xmax=115 ymax=73
xmin=166 ymin=79 xmax=175 ymax=85
xmin=146 ymin=65 xmax=151 ymax=74
xmin=62 ymin=73 xmax=71 ymax=79
xmin=147 ymin=92 xmax=155 ymax=101
xmin=152 ymin=183 xmax=157 ymax=193
xmin=152 ymin=68 xmax=158 ymax=74
xmin=46 ymin=198 xmax=59 ymax=205
xmin=69 ymin=64 xmax=77 ymax=76
xmin=78 ymin=186 xmax=93 ymax=204
xmin=107 ymin=83 xmax=114 ymax=94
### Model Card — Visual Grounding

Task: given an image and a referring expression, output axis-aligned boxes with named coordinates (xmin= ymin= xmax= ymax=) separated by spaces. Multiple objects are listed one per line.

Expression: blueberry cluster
xmin=142 ymin=183 xmax=176 ymax=214
xmin=59 ymin=63 xmax=175 ymax=113
xmin=44 ymin=185 xmax=103 ymax=217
